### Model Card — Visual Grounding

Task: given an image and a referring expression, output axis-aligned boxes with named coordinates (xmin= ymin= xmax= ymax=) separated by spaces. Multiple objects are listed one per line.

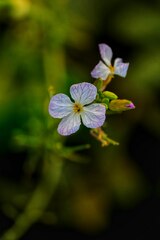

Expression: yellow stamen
xmin=109 ymin=65 xmax=115 ymax=74
xmin=73 ymin=103 xmax=83 ymax=113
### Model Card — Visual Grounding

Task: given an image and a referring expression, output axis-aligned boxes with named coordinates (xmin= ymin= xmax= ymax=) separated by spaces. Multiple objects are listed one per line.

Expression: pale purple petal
xmin=49 ymin=94 xmax=73 ymax=119
xmin=70 ymin=82 xmax=97 ymax=105
xmin=126 ymin=102 xmax=135 ymax=109
xmin=58 ymin=112 xmax=81 ymax=136
xmin=114 ymin=58 xmax=129 ymax=77
xmin=81 ymin=104 xmax=106 ymax=128
xmin=91 ymin=61 xmax=111 ymax=80
xmin=99 ymin=43 xmax=113 ymax=66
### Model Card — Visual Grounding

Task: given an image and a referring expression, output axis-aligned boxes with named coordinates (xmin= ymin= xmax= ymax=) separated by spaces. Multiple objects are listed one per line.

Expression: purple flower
xmin=49 ymin=82 xmax=106 ymax=136
xmin=91 ymin=43 xmax=129 ymax=80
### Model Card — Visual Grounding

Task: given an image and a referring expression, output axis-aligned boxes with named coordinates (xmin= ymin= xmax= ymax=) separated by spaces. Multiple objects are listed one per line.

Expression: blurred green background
xmin=0 ymin=0 xmax=160 ymax=239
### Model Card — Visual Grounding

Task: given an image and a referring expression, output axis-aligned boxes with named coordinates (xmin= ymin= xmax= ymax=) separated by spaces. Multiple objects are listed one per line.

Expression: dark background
xmin=0 ymin=0 xmax=160 ymax=239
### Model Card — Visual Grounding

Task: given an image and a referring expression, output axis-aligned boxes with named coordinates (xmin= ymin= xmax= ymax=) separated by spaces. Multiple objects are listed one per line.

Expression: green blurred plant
xmin=0 ymin=1 xmax=92 ymax=239
xmin=0 ymin=0 xmax=157 ymax=239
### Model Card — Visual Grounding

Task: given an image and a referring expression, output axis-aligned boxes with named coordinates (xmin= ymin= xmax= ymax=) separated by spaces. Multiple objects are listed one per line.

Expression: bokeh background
xmin=0 ymin=0 xmax=160 ymax=239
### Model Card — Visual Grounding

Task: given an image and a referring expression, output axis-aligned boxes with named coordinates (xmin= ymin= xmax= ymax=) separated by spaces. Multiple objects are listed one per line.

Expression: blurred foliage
xmin=0 ymin=0 xmax=160 ymax=239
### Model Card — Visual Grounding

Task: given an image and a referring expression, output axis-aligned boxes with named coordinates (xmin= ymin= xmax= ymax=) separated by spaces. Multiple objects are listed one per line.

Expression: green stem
xmin=1 ymin=155 xmax=63 ymax=240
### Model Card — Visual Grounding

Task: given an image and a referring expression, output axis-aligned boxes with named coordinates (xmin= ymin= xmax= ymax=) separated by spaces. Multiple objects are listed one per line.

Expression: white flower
xmin=91 ymin=43 xmax=129 ymax=80
xmin=49 ymin=82 xmax=106 ymax=136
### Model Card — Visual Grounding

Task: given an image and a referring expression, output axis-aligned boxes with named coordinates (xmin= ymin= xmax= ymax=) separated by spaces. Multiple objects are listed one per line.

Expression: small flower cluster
xmin=49 ymin=43 xmax=135 ymax=146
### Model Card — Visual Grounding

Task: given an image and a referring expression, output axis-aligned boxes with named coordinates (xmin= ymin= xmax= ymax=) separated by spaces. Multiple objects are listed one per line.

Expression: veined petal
xmin=99 ymin=43 xmax=113 ymax=66
xmin=58 ymin=112 xmax=81 ymax=136
xmin=49 ymin=94 xmax=73 ymax=119
xmin=81 ymin=104 xmax=106 ymax=128
xmin=70 ymin=82 xmax=97 ymax=105
xmin=91 ymin=61 xmax=111 ymax=80
xmin=114 ymin=58 xmax=129 ymax=77
xmin=114 ymin=58 xmax=123 ymax=66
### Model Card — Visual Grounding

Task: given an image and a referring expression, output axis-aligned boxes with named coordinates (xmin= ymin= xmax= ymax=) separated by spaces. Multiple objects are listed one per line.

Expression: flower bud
xmin=109 ymin=99 xmax=135 ymax=111
xmin=102 ymin=98 xmax=110 ymax=105
xmin=103 ymin=91 xmax=118 ymax=100
xmin=102 ymin=103 xmax=108 ymax=110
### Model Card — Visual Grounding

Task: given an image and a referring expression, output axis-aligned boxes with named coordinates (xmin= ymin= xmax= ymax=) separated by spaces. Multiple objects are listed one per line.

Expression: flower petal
xmin=70 ymin=82 xmax=97 ymax=105
xmin=99 ymin=43 xmax=113 ymax=66
xmin=58 ymin=113 xmax=81 ymax=136
xmin=91 ymin=61 xmax=111 ymax=80
xmin=81 ymin=104 xmax=106 ymax=128
xmin=49 ymin=94 xmax=73 ymax=119
xmin=114 ymin=58 xmax=129 ymax=77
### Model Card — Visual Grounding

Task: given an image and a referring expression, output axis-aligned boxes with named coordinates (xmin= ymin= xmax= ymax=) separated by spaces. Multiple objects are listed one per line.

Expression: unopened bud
xmin=101 ymin=97 xmax=110 ymax=110
xmin=103 ymin=91 xmax=118 ymax=100
xmin=101 ymin=103 xmax=108 ymax=110
xmin=109 ymin=99 xmax=135 ymax=111
xmin=102 ymin=98 xmax=110 ymax=105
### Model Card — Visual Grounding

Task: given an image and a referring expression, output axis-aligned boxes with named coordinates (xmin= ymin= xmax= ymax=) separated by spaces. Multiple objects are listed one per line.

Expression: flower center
xmin=73 ymin=103 xmax=83 ymax=113
xmin=109 ymin=65 xmax=115 ymax=73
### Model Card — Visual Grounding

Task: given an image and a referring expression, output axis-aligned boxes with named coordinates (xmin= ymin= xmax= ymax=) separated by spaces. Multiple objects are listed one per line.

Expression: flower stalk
xmin=90 ymin=128 xmax=119 ymax=147
xmin=1 ymin=155 xmax=63 ymax=240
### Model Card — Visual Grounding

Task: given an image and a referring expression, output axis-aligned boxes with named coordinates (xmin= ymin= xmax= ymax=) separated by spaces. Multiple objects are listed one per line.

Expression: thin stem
xmin=90 ymin=128 xmax=119 ymax=147
xmin=101 ymin=75 xmax=114 ymax=91
xmin=1 ymin=155 xmax=63 ymax=240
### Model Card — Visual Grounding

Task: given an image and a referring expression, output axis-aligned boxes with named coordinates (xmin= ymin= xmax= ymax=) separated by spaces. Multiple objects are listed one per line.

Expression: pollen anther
xmin=73 ymin=103 xmax=83 ymax=113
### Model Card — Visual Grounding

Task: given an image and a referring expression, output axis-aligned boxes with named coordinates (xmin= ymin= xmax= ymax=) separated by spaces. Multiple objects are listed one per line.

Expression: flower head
xmin=91 ymin=43 xmax=129 ymax=80
xmin=49 ymin=82 xmax=106 ymax=136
